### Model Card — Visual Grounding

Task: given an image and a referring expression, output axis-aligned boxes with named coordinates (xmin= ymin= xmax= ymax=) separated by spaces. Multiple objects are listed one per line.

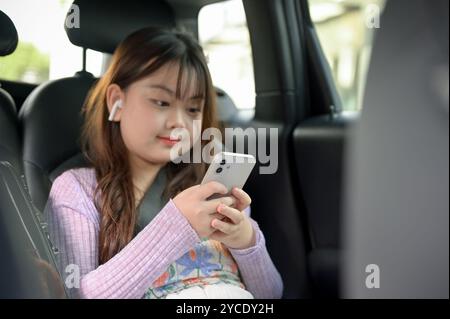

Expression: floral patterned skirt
xmin=143 ymin=239 xmax=247 ymax=299
xmin=165 ymin=283 xmax=254 ymax=299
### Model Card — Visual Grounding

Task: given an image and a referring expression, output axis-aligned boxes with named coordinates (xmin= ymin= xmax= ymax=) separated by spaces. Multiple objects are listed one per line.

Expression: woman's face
xmin=110 ymin=62 xmax=205 ymax=166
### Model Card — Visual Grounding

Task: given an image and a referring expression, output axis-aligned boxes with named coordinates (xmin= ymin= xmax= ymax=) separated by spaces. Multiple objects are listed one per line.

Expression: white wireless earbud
xmin=108 ymin=99 xmax=122 ymax=121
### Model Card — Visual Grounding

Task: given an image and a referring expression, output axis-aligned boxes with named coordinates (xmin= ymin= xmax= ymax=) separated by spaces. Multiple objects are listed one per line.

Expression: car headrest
xmin=65 ymin=0 xmax=176 ymax=54
xmin=0 ymin=10 xmax=18 ymax=56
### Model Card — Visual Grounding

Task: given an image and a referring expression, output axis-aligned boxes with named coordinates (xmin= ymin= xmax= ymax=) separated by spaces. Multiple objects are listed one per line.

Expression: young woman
xmin=45 ymin=27 xmax=283 ymax=299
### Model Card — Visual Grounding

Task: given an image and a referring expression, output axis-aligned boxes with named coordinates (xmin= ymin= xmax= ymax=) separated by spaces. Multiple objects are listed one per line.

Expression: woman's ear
xmin=106 ymin=84 xmax=124 ymax=122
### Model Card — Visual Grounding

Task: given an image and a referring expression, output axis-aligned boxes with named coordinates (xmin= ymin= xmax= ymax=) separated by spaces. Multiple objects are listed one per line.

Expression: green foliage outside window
xmin=0 ymin=42 xmax=49 ymax=83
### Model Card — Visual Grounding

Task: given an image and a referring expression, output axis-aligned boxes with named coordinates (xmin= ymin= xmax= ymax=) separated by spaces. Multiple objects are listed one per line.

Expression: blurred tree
xmin=0 ymin=42 xmax=50 ymax=83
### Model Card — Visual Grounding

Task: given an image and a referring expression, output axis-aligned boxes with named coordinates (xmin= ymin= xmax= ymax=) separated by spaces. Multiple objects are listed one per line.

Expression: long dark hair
xmin=80 ymin=27 xmax=219 ymax=264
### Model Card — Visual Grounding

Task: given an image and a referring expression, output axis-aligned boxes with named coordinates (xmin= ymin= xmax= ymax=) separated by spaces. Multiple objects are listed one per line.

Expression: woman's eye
xmin=187 ymin=107 xmax=201 ymax=114
xmin=151 ymin=99 xmax=170 ymax=107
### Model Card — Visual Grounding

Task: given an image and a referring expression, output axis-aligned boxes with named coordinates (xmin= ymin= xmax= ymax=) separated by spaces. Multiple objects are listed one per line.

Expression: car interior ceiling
xmin=1 ymin=0 xmax=363 ymax=299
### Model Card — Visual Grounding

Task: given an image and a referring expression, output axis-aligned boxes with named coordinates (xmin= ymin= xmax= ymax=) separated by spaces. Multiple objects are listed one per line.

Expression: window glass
xmin=308 ymin=0 xmax=387 ymax=111
xmin=199 ymin=0 xmax=255 ymax=110
xmin=0 ymin=0 xmax=103 ymax=84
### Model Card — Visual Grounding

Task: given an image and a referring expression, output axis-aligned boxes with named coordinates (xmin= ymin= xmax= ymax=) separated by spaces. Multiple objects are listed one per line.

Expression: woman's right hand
xmin=173 ymin=181 xmax=236 ymax=238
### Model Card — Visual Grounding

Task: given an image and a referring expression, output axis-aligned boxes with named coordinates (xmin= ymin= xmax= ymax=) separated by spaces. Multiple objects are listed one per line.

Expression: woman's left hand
xmin=208 ymin=188 xmax=256 ymax=250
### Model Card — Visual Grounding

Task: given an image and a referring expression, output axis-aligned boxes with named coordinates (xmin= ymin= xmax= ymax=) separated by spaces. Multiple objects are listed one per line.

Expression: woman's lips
xmin=157 ymin=136 xmax=181 ymax=146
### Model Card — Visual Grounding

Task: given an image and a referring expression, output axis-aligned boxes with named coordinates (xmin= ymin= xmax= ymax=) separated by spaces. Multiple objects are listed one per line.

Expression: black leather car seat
xmin=0 ymin=10 xmax=22 ymax=174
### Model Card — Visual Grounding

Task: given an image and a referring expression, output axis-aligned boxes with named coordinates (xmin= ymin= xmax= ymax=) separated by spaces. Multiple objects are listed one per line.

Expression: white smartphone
xmin=201 ymin=152 xmax=256 ymax=197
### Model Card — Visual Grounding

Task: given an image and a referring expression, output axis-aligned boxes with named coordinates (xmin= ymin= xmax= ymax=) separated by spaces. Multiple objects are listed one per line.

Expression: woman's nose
xmin=166 ymin=107 xmax=185 ymax=129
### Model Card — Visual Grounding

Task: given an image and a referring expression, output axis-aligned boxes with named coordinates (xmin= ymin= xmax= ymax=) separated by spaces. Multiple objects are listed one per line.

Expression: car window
xmin=198 ymin=0 xmax=255 ymax=110
xmin=0 ymin=0 xmax=103 ymax=84
xmin=308 ymin=0 xmax=386 ymax=111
